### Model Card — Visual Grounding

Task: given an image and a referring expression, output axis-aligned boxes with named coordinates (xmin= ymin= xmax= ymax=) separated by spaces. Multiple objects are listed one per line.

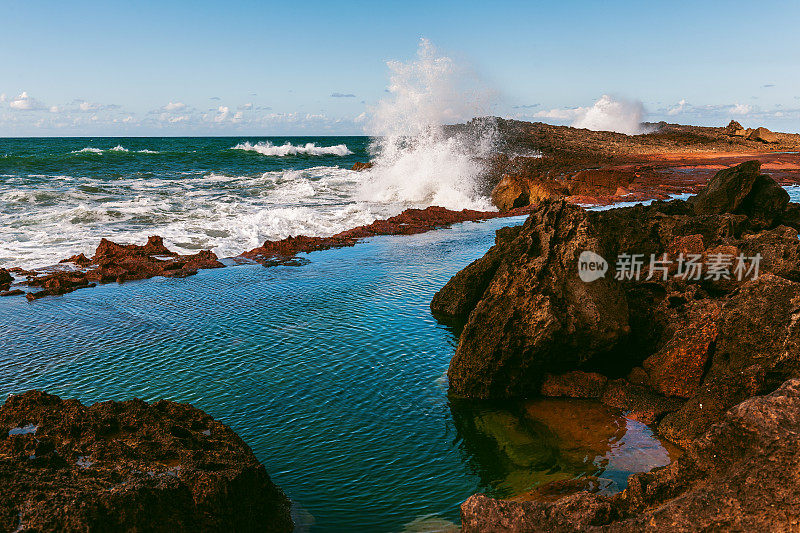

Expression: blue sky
xmin=1 ymin=0 xmax=798 ymax=135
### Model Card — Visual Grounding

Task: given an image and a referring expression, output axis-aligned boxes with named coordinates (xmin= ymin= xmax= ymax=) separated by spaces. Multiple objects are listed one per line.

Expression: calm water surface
xmin=0 ymin=218 xmax=676 ymax=532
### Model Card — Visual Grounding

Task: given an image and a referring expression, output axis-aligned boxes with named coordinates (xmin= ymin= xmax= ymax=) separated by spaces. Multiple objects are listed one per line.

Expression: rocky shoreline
xmin=433 ymin=160 xmax=800 ymax=530
xmin=0 ymin=391 xmax=293 ymax=532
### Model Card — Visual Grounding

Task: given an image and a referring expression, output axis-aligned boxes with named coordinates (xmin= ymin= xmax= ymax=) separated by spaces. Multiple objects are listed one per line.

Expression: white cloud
xmin=164 ymin=101 xmax=186 ymax=111
xmin=534 ymin=107 xmax=584 ymax=120
xmin=214 ymin=106 xmax=230 ymax=123
xmin=9 ymin=91 xmax=45 ymax=111
xmin=730 ymin=103 xmax=752 ymax=115
xmin=667 ymin=99 xmax=688 ymax=116
xmin=237 ymin=102 xmax=253 ymax=110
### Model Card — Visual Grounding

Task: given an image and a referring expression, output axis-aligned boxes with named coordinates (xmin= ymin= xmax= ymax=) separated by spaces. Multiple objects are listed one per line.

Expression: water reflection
xmin=450 ymin=397 xmax=680 ymax=499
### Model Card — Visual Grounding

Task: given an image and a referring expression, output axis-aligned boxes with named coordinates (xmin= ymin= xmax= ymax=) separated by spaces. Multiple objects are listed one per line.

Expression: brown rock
xmin=642 ymin=305 xmax=720 ymax=398
xmin=0 ymin=391 xmax=293 ymax=532
xmin=600 ymin=379 xmax=683 ymax=424
xmin=350 ymin=161 xmax=372 ymax=171
xmin=443 ymin=201 xmax=630 ymax=399
xmin=748 ymin=126 xmax=779 ymax=143
xmin=460 ymin=379 xmax=800 ymax=532
xmin=540 ymin=371 xmax=608 ymax=399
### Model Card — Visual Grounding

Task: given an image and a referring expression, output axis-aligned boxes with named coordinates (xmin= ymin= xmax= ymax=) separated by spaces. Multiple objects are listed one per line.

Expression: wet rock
xmin=444 ymin=201 xmax=630 ymax=398
xmin=460 ymin=378 xmax=800 ymax=532
xmin=491 ymin=174 xmax=564 ymax=212
xmin=1 ymin=289 xmax=24 ymax=297
xmin=599 ymin=379 xmax=684 ymax=424
xmin=0 ymin=268 xmax=12 ymax=287
xmin=540 ymin=371 xmax=608 ymax=399
xmin=21 ymin=237 xmax=224 ymax=299
xmin=350 ymin=161 xmax=373 ymax=171
xmin=0 ymin=390 xmax=293 ymax=532
xmin=243 ymin=205 xmax=534 ymax=264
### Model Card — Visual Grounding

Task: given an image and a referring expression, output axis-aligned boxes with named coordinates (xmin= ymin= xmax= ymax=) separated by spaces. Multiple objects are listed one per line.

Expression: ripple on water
xmin=0 ymin=217 xmax=679 ymax=531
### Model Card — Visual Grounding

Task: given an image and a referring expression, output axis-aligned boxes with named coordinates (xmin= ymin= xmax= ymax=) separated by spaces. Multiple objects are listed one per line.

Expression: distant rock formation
xmin=0 ymin=391 xmax=293 ymax=532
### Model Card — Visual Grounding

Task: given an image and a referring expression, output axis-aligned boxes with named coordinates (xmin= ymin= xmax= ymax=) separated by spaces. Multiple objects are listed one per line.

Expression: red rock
xmin=643 ymin=309 xmax=720 ymax=398
xmin=600 ymin=379 xmax=683 ymax=424
xmin=350 ymin=161 xmax=373 ymax=171
xmin=0 ymin=391 xmax=292 ymax=532
xmin=540 ymin=371 xmax=608 ymax=398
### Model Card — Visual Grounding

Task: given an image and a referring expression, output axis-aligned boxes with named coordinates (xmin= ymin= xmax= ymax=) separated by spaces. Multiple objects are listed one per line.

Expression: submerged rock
xmin=461 ymin=378 xmax=800 ymax=532
xmin=0 ymin=390 xmax=293 ymax=532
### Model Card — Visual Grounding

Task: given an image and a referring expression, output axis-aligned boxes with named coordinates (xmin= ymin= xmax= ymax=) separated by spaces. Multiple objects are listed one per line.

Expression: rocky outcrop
xmin=748 ymin=126 xmax=780 ymax=143
xmin=436 ymin=161 xmax=800 ymax=436
xmin=242 ymin=205 xmax=534 ymax=264
xmin=461 ymin=378 xmax=800 ymax=532
xmin=0 ymin=390 xmax=292 ymax=532
xmin=439 ymin=160 xmax=800 ymax=530
xmin=469 ymin=118 xmax=800 ymax=211
xmin=438 ymin=201 xmax=630 ymax=398
xmin=21 ymin=236 xmax=224 ymax=300
xmin=350 ymin=161 xmax=373 ymax=171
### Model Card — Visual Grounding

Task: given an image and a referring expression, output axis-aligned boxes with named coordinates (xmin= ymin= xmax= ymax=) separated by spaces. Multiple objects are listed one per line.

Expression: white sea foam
xmin=231 ymin=141 xmax=353 ymax=157
xmin=71 ymin=145 xmax=155 ymax=154
xmin=358 ymin=38 xmax=497 ymax=211
xmin=572 ymin=95 xmax=649 ymax=135
xmin=72 ymin=147 xmax=104 ymax=154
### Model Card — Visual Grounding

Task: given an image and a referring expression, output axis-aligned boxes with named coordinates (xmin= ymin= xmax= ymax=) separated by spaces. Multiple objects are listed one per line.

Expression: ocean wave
xmin=231 ymin=141 xmax=353 ymax=157
xmin=70 ymin=146 xmax=159 ymax=155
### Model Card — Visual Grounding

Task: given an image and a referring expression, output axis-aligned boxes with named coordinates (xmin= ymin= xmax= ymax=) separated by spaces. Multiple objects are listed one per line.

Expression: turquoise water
xmin=0 ymin=137 xmax=678 ymax=531
xmin=0 ymin=217 xmax=675 ymax=531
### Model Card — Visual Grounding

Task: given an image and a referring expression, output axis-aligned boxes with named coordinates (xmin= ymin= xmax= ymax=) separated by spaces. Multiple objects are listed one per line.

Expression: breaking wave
xmin=231 ymin=141 xmax=353 ymax=157
xmin=358 ymin=38 xmax=497 ymax=211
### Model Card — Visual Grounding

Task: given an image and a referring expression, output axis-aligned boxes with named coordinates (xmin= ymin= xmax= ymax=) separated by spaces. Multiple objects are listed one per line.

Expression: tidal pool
xmin=0 ymin=217 xmax=678 ymax=532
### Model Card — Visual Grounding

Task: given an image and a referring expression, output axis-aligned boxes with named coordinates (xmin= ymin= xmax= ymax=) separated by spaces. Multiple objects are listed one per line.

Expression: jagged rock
xmin=350 ymin=161 xmax=372 ymax=171
xmin=641 ymin=303 xmax=720 ymax=398
xmin=748 ymin=126 xmax=779 ymax=143
xmin=0 ymin=268 xmax=12 ymax=292
xmin=689 ymin=160 xmax=763 ymax=214
xmin=0 ymin=391 xmax=293 ymax=532
xmin=658 ymin=274 xmax=800 ymax=445
xmin=443 ymin=201 xmax=630 ymax=398
xmin=491 ymin=174 xmax=563 ymax=212
xmin=460 ymin=378 xmax=800 ymax=532
xmin=723 ymin=119 xmax=744 ymax=136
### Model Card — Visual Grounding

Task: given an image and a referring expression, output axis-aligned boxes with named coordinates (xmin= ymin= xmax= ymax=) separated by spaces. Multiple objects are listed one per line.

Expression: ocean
xmin=0 ymin=136 xmax=495 ymax=270
xmin=0 ymin=136 xmax=677 ymax=531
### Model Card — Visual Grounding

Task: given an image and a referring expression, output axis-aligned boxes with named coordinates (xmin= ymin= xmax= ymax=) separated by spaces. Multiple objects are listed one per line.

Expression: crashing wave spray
xmin=572 ymin=95 xmax=648 ymax=135
xmin=358 ymin=39 xmax=497 ymax=211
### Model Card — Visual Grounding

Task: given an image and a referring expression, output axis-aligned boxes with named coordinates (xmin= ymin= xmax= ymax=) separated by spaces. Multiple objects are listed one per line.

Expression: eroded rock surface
xmin=439 ymin=161 xmax=800 ymax=530
xmin=0 ymin=390 xmax=292 ymax=532
xmin=461 ymin=379 xmax=800 ymax=532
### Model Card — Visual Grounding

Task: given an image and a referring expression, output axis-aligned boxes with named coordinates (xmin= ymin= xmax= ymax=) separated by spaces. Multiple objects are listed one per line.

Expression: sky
xmin=1 ymin=0 xmax=799 ymax=136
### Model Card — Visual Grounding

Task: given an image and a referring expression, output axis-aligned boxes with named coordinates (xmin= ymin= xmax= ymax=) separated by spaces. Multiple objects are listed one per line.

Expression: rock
xmin=0 ymin=268 xmax=12 ymax=286
xmin=599 ymin=379 xmax=684 ymax=424
xmin=689 ymin=160 xmax=763 ymax=215
xmin=723 ymin=119 xmax=744 ymax=135
xmin=490 ymin=174 xmax=563 ymax=212
xmin=748 ymin=126 xmax=780 ymax=143
xmin=0 ymin=390 xmax=293 ymax=532
xmin=444 ymin=201 xmax=630 ymax=398
xmin=658 ymin=274 xmax=800 ymax=445
xmin=642 ymin=304 xmax=720 ymax=398
xmin=540 ymin=371 xmax=608 ymax=399
xmin=350 ymin=161 xmax=372 ymax=171
xmin=460 ymin=379 xmax=800 ymax=532
xmin=22 ymin=237 xmax=225 ymax=299
xmin=1 ymin=289 xmax=24 ymax=297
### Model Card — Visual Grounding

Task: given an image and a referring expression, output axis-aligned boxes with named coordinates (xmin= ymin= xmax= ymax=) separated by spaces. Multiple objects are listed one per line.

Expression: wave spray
xmin=359 ymin=39 xmax=497 ymax=211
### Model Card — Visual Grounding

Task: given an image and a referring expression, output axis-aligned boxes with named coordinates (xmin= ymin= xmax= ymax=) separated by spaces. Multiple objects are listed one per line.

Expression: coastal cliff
xmin=0 ymin=391 xmax=293 ymax=532
xmin=433 ymin=161 xmax=800 ymax=529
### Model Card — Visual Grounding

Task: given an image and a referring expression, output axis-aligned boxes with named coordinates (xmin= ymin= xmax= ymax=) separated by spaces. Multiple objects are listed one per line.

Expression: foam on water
xmin=231 ymin=141 xmax=353 ymax=157
xmin=359 ymin=39 xmax=497 ymax=212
